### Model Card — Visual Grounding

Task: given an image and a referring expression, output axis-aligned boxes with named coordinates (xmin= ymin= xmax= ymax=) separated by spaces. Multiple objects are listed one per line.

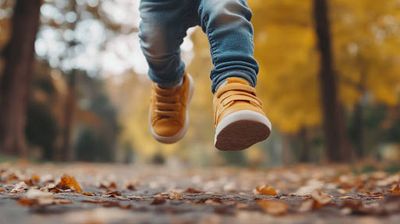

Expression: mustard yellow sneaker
xmin=150 ymin=73 xmax=194 ymax=144
xmin=213 ymin=77 xmax=271 ymax=151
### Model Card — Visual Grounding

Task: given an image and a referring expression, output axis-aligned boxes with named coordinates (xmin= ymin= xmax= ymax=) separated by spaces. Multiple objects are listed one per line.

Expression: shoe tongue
xmin=225 ymin=77 xmax=250 ymax=85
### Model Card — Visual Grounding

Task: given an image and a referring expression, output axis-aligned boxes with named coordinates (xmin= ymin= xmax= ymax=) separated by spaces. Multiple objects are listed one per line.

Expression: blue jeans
xmin=139 ymin=0 xmax=259 ymax=92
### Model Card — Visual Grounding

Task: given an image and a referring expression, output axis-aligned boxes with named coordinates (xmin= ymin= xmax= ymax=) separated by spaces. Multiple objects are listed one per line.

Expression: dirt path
xmin=0 ymin=163 xmax=399 ymax=224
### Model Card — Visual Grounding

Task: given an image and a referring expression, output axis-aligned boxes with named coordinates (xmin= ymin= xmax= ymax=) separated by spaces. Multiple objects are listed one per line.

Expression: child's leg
xmin=140 ymin=0 xmax=197 ymax=143
xmin=197 ymin=0 xmax=259 ymax=92
xmin=196 ymin=0 xmax=270 ymax=150
xmin=139 ymin=0 xmax=194 ymax=87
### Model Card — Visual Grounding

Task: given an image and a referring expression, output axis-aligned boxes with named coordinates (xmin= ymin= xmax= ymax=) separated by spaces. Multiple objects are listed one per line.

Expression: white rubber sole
xmin=150 ymin=75 xmax=194 ymax=144
xmin=214 ymin=110 xmax=272 ymax=151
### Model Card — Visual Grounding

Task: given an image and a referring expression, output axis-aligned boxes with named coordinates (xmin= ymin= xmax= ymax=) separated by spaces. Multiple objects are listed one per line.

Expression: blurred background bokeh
xmin=0 ymin=0 xmax=399 ymax=167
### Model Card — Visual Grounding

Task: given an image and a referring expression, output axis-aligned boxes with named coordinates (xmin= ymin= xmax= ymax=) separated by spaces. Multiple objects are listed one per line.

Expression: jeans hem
xmin=212 ymin=70 xmax=257 ymax=93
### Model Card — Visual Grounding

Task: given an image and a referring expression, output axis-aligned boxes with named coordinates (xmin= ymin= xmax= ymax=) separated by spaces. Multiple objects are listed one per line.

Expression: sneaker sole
xmin=150 ymin=75 xmax=194 ymax=144
xmin=214 ymin=110 xmax=272 ymax=151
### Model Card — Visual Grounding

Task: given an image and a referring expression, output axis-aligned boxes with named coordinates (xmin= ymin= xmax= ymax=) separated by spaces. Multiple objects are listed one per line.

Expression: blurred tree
xmin=331 ymin=0 xmax=400 ymax=158
xmin=0 ymin=0 xmax=42 ymax=156
xmin=250 ymin=0 xmax=400 ymax=162
xmin=74 ymin=73 xmax=119 ymax=162
xmin=36 ymin=0 xmax=138 ymax=161
xmin=25 ymin=61 xmax=64 ymax=160
xmin=313 ymin=0 xmax=349 ymax=162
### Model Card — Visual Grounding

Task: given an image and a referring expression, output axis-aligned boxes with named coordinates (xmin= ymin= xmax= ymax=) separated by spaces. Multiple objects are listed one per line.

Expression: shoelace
xmin=153 ymin=86 xmax=181 ymax=121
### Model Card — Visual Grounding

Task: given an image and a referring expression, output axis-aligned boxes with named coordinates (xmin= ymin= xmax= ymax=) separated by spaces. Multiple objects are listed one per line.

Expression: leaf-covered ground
xmin=0 ymin=163 xmax=399 ymax=224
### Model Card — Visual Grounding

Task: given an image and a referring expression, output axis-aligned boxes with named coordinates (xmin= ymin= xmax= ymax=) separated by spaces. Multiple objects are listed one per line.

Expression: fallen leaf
xmin=151 ymin=195 xmax=167 ymax=205
xmin=125 ymin=183 xmax=136 ymax=191
xmin=185 ymin=188 xmax=204 ymax=194
xmin=311 ymin=191 xmax=332 ymax=208
xmin=254 ymin=185 xmax=278 ymax=196
xmin=104 ymin=191 xmax=122 ymax=198
xmin=169 ymin=191 xmax=183 ymax=200
xmin=24 ymin=174 xmax=40 ymax=186
xmin=389 ymin=183 xmax=400 ymax=196
xmin=56 ymin=174 xmax=82 ymax=193
xmin=18 ymin=189 xmax=72 ymax=207
xmin=10 ymin=182 xmax=28 ymax=193
xmin=257 ymin=200 xmax=288 ymax=216
xmin=1 ymin=171 xmax=19 ymax=183
xmin=99 ymin=181 xmax=117 ymax=190
xmin=82 ymin=192 xmax=95 ymax=196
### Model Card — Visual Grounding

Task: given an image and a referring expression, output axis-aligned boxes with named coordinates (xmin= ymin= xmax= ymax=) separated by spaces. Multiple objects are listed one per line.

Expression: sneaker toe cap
xmin=152 ymin=120 xmax=182 ymax=137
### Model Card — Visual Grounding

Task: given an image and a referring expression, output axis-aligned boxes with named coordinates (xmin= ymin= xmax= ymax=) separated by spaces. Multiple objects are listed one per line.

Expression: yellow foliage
xmin=250 ymin=0 xmax=400 ymax=133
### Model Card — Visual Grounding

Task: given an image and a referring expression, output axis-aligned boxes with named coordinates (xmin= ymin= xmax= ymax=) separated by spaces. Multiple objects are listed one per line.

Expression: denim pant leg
xmin=197 ymin=0 xmax=259 ymax=92
xmin=139 ymin=0 xmax=190 ymax=87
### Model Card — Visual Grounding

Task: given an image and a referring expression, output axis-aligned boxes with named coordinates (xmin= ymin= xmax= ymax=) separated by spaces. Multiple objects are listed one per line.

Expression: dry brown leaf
xmin=10 ymin=182 xmax=28 ymax=193
xmin=56 ymin=174 xmax=83 ymax=193
xmin=24 ymin=174 xmax=40 ymax=186
xmin=257 ymin=200 xmax=288 ymax=216
xmin=389 ymin=183 xmax=400 ymax=196
xmin=311 ymin=191 xmax=332 ymax=208
xmin=18 ymin=189 xmax=72 ymax=207
xmin=125 ymin=183 xmax=136 ymax=191
xmin=185 ymin=188 xmax=204 ymax=194
xmin=99 ymin=181 xmax=117 ymax=190
xmin=0 ymin=187 xmax=5 ymax=193
xmin=169 ymin=191 xmax=183 ymax=200
xmin=254 ymin=185 xmax=278 ymax=196
xmin=82 ymin=192 xmax=95 ymax=196
xmin=1 ymin=171 xmax=19 ymax=183
xmin=104 ymin=191 xmax=122 ymax=198
xmin=151 ymin=195 xmax=167 ymax=205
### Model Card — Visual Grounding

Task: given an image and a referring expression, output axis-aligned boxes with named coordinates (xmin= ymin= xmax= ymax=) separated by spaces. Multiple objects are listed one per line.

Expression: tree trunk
xmin=0 ymin=0 xmax=41 ymax=156
xmin=60 ymin=71 xmax=77 ymax=161
xmin=312 ymin=0 xmax=349 ymax=162
xmin=298 ymin=127 xmax=310 ymax=163
xmin=352 ymin=101 xmax=364 ymax=158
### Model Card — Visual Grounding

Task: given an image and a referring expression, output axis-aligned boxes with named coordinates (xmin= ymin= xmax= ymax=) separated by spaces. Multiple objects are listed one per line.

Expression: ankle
xmin=158 ymin=78 xmax=183 ymax=89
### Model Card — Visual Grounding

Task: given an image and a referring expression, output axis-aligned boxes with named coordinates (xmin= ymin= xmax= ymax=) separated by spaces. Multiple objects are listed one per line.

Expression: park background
xmin=0 ymin=0 xmax=400 ymax=167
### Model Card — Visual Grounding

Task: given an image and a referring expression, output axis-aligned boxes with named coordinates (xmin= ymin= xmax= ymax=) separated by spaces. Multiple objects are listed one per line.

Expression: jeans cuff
xmin=212 ymin=71 xmax=257 ymax=93
xmin=148 ymin=70 xmax=185 ymax=88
